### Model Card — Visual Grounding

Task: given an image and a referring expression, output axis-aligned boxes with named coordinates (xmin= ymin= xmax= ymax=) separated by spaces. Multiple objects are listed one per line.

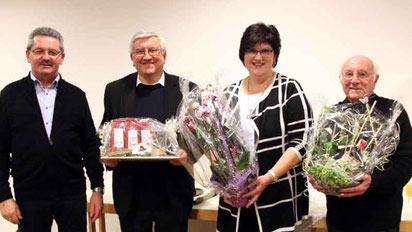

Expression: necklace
xmin=246 ymin=72 xmax=275 ymax=119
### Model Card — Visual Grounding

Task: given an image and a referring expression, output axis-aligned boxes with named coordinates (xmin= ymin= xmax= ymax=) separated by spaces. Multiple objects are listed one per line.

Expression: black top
xmin=135 ymin=83 xmax=165 ymax=122
xmin=0 ymin=74 xmax=104 ymax=201
xmin=326 ymin=94 xmax=412 ymax=232
xmin=134 ymin=83 xmax=167 ymax=211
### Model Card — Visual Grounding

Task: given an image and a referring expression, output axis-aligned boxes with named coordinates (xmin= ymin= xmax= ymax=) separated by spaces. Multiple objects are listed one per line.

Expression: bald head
xmin=341 ymin=56 xmax=376 ymax=74
xmin=340 ymin=55 xmax=379 ymax=103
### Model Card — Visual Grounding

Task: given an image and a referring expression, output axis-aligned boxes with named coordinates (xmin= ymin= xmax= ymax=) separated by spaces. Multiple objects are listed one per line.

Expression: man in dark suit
xmin=101 ymin=31 xmax=194 ymax=232
xmin=311 ymin=55 xmax=412 ymax=232
xmin=0 ymin=27 xmax=104 ymax=232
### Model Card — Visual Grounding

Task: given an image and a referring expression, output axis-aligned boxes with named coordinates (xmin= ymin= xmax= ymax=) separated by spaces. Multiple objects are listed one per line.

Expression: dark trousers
xmin=119 ymin=208 xmax=189 ymax=232
xmin=217 ymin=204 xmax=259 ymax=232
xmin=17 ymin=194 xmax=87 ymax=232
xmin=327 ymin=222 xmax=400 ymax=232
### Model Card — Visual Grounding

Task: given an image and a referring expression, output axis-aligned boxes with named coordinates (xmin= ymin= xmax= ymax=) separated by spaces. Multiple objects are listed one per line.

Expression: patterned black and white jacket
xmin=217 ymin=72 xmax=313 ymax=232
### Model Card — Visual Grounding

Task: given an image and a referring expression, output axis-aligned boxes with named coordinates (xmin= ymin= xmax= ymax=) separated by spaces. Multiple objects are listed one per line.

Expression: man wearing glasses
xmin=311 ymin=55 xmax=412 ymax=232
xmin=101 ymin=31 xmax=194 ymax=232
xmin=0 ymin=27 xmax=104 ymax=232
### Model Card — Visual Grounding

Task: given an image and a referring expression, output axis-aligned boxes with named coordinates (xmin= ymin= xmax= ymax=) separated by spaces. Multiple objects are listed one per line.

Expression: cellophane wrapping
xmin=177 ymin=80 xmax=258 ymax=207
xmin=99 ymin=117 xmax=180 ymax=158
xmin=304 ymin=99 xmax=402 ymax=195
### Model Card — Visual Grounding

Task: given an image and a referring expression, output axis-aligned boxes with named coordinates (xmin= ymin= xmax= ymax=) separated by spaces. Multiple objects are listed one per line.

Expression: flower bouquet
xmin=304 ymin=99 xmax=402 ymax=195
xmin=99 ymin=118 xmax=180 ymax=160
xmin=178 ymin=80 xmax=258 ymax=207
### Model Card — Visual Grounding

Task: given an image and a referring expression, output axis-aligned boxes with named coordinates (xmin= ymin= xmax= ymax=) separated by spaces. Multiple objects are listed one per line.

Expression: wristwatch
xmin=92 ymin=187 xmax=105 ymax=195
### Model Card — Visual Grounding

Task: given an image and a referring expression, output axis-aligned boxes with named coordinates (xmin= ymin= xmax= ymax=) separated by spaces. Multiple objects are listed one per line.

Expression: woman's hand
xmin=242 ymin=173 xmax=274 ymax=208
xmin=223 ymin=197 xmax=237 ymax=207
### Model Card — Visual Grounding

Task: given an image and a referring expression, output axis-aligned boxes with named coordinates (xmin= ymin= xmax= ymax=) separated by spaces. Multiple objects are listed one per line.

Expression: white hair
xmin=129 ymin=31 xmax=166 ymax=54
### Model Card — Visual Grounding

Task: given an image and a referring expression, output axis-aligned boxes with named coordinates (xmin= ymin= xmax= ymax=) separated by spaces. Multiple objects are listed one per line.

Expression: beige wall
xmin=1 ymin=0 xmax=411 ymax=231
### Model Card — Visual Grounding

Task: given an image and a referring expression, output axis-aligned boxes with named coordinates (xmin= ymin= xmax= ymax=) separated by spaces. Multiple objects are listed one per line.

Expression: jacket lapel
xmin=164 ymin=72 xmax=180 ymax=118
xmin=23 ymin=75 xmax=41 ymax=111
xmin=122 ymin=73 xmax=138 ymax=117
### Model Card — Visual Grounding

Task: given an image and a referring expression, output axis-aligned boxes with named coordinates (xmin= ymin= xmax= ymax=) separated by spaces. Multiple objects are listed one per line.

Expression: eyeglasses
xmin=245 ymin=48 xmax=273 ymax=57
xmin=132 ymin=47 xmax=162 ymax=57
xmin=31 ymin=49 xmax=62 ymax=58
xmin=341 ymin=71 xmax=374 ymax=80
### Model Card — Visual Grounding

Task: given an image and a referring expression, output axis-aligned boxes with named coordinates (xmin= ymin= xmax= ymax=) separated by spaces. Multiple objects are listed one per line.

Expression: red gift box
xmin=110 ymin=118 xmax=153 ymax=152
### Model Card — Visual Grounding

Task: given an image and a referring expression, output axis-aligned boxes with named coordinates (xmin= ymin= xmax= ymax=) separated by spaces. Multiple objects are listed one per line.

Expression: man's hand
xmin=169 ymin=149 xmax=188 ymax=166
xmin=308 ymin=177 xmax=326 ymax=194
xmin=242 ymin=173 xmax=273 ymax=208
xmin=338 ymin=174 xmax=371 ymax=198
xmin=88 ymin=192 xmax=103 ymax=222
xmin=0 ymin=199 xmax=22 ymax=224
xmin=103 ymin=160 xmax=119 ymax=168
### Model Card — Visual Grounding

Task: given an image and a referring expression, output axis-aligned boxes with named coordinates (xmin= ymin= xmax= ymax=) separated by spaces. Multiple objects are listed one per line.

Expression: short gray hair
xmin=129 ymin=31 xmax=166 ymax=54
xmin=27 ymin=27 xmax=64 ymax=53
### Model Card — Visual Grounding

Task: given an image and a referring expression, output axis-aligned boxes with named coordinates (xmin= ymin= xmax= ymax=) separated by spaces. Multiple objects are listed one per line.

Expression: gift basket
xmin=304 ymin=99 xmax=403 ymax=195
xmin=178 ymin=80 xmax=258 ymax=207
xmin=99 ymin=118 xmax=180 ymax=160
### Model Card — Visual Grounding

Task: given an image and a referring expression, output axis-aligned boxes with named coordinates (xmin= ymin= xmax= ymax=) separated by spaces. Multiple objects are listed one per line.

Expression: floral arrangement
xmin=178 ymin=80 xmax=258 ymax=207
xmin=304 ymin=99 xmax=402 ymax=195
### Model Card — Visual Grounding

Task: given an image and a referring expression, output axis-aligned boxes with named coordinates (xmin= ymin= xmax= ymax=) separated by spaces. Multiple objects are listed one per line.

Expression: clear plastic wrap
xmin=99 ymin=118 xmax=180 ymax=160
xmin=178 ymin=80 xmax=258 ymax=207
xmin=304 ymin=99 xmax=403 ymax=195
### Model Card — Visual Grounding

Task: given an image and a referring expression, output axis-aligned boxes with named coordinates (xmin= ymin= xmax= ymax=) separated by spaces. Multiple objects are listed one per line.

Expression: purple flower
xmin=183 ymin=116 xmax=196 ymax=131
xmin=231 ymin=146 xmax=237 ymax=156
xmin=202 ymin=92 xmax=217 ymax=103
xmin=195 ymin=105 xmax=211 ymax=119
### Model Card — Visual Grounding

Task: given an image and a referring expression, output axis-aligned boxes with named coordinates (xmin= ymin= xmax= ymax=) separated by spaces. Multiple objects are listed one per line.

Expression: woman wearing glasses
xmin=217 ymin=23 xmax=313 ymax=232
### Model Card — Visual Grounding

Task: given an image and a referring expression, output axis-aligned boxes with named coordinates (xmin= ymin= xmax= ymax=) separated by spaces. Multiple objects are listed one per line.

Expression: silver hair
xmin=129 ymin=31 xmax=166 ymax=54
xmin=26 ymin=27 xmax=64 ymax=53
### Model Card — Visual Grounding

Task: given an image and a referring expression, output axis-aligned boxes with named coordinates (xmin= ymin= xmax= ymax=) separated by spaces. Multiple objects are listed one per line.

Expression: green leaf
xmin=324 ymin=142 xmax=338 ymax=156
xmin=210 ymin=164 xmax=228 ymax=185
xmin=235 ymin=151 xmax=250 ymax=171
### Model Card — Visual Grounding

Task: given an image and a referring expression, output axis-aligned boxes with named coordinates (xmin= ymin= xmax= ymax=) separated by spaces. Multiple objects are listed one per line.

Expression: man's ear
xmin=130 ymin=54 xmax=135 ymax=67
xmin=374 ymin=73 xmax=379 ymax=84
xmin=338 ymin=74 xmax=343 ymax=84
xmin=26 ymin=50 xmax=31 ymax=63
xmin=59 ymin=53 xmax=65 ymax=65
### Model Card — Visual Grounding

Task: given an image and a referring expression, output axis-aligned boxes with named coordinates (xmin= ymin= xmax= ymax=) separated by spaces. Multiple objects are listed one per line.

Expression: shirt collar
xmin=136 ymin=72 xmax=165 ymax=87
xmin=30 ymin=72 xmax=60 ymax=89
xmin=342 ymin=93 xmax=378 ymax=104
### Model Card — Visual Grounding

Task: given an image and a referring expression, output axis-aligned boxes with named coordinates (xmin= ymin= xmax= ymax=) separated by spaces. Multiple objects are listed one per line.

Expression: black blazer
xmin=101 ymin=72 xmax=194 ymax=217
xmin=0 ymin=74 xmax=104 ymax=202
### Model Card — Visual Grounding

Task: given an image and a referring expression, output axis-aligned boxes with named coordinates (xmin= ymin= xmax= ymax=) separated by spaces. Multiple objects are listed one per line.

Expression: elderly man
xmin=0 ymin=27 xmax=104 ymax=232
xmin=312 ymin=55 xmax=412 ymax=232
xmin=101 ymin=31 xmax=195 ymax=232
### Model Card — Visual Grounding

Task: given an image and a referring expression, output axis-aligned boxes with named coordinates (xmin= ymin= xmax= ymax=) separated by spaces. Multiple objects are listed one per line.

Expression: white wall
xmin=1 ymin=0 xmax=411 ymax=231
